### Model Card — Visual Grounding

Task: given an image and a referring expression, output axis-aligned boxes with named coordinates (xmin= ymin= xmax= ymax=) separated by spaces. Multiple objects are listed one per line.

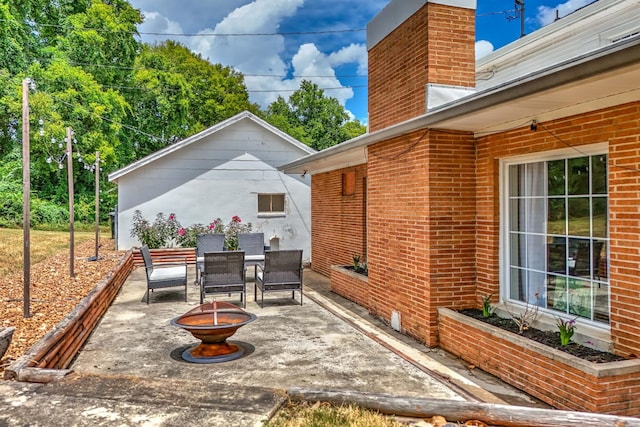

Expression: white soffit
xmin=436 ymin=62 xmax=640 ymax=135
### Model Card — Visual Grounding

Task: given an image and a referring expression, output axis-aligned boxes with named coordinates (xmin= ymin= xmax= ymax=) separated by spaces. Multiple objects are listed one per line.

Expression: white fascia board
xmin=426 ymin=84 xmax=476 ymax=111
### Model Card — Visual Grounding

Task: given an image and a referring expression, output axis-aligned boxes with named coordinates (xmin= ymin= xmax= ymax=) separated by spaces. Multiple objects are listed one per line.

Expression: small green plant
xmin=481 ymin=294 xmax=495 ymax=318
xmin=556 ymin=317 xmax=577 ymax=346
xmin=352 ymin=254 xmax=361 ymax=270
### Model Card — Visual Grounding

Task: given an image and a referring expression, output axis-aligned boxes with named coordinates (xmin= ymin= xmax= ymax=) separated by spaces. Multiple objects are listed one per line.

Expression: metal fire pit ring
xmin=170 ymin=301 xmax=257 ymax=364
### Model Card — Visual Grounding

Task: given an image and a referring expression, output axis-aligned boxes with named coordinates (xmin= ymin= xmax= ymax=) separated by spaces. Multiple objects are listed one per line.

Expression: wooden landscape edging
xmin=4 ymin=250 xmax=134 ymax=383
xmin=288 ymin=388 xmax=640 ymax=427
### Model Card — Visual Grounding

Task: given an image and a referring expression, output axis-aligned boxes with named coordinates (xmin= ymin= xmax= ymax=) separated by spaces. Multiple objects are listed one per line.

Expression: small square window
xmin=342 ymin=171 xmax=356 ymax=196
xmin=258 ymin=194 xmax=285 ymax=214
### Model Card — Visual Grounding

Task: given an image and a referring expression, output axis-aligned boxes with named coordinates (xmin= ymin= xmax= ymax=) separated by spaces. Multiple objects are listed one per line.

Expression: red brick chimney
xmin=367 ymin=0 xmax=477 ymax=132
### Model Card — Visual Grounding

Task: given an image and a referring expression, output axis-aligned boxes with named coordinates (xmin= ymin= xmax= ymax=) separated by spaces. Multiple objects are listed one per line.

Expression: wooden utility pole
xmin=66 ymin=127 xmax=75 ymax=277
xmin=516 ymin=0 xmax=526 ymax=38
xmin=93 ymin=151 xmax=100 ymax=261
xmin=22 ymin=79 xmax=31 ymax=318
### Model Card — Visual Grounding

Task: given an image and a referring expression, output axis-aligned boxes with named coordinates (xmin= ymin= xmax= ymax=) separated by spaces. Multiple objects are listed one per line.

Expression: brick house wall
xmin=368 ymin=2 xmax=475 ymax=133
xmin=311 ymin=164 xmax=367 ymax=276
xmin=366 ymin=128 xmax=476 ymax=346
xmin=317 ymin=102 xmax=640 ymax=355
xmin=475 ymin=101 xmax=640 ymax=357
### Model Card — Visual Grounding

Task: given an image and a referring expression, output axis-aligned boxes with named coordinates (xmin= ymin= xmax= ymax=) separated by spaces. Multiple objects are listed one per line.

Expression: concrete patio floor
xmin=0 ymin=266 xmax=546 ymax=426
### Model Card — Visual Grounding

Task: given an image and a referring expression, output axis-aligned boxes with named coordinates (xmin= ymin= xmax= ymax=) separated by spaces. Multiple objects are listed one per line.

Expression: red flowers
xmin=231 ymin=215 xmax=241 ymax=223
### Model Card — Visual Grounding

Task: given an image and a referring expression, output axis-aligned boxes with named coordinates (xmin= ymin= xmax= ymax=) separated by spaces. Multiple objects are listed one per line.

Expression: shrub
xmin=130 ymin=212 xmax=252 ymax=249
xmin=130 ymin=210 xmax=182 ymax=249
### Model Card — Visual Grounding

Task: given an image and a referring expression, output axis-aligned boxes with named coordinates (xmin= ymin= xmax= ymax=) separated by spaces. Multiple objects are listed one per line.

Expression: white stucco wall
xmin=114 ymin=118 xmax=312 ymax=261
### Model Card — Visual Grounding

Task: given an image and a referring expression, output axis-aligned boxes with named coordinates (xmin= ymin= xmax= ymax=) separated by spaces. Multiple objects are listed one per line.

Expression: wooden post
xmin=22 ymin=79 xmax=31 ymax=318
xmin=94 ymin=151 xmax=100 ymax=261
xmin=66 ymin=127 xmax=75 ymax=277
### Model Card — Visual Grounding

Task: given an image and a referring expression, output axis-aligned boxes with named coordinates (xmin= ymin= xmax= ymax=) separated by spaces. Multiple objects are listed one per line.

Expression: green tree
xmin=343 ymin=119 xmax=367 ymax=140
xmin=55 ymin=0 xmax=142 ymax=87
xmin=122 ymin=41 xmax=256 ymax=160
xmin=265 ymin=80 xmax=365 ymax=150
xmin=25 ymin=59 xmax=128 ymax=211
xmin=0 ymin=0 xmax=272 ymax=226
xmin=0 ymin=3 xmax=31 ymax=74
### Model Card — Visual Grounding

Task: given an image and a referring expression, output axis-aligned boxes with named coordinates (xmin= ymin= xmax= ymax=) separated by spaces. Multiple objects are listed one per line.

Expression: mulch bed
xmin=0 ymin=239 xmax=124 ymax=376
xmin=459 ymin=309 xmax=627 ymax=363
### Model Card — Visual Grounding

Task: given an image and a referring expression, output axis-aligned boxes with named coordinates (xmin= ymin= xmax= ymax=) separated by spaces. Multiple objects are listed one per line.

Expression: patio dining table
xmin=197 ymin=254 xmax=265 ymax=280
xmin=196 ymin=254 xmax=264 ymax=264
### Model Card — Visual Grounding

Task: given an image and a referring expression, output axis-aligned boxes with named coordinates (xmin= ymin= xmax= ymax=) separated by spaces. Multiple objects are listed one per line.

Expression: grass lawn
xmin=0 ymin=228 xmax=102 ymax=276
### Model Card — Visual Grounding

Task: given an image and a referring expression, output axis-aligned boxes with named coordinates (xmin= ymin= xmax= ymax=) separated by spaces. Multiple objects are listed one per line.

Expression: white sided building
xmin=109 ymin=111 xmax=315 ymax=261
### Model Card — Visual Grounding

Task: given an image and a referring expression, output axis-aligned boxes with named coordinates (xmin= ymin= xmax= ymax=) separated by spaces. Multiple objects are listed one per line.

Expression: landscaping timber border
xmin=4 ymin=250 xmax=135 ymax=382
xmin=288 ymin=388 xmax=640 ymax=427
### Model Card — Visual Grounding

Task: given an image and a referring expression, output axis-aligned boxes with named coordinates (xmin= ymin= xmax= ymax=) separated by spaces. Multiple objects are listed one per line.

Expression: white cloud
xmin=189 ymin=0 xmax=303 ymax=106
xmin=137 ymin=11 xmax=184 ymax=45
xmin=189 ymin=0 xmax=360 ymax=111
xmin=292 ymin=43 xmax=353 ymax=106
xmin=130 ymin=0 xmax=375 ymax=119
xmin=475 ymin=40 xmax=494 ymax=60
xmin=327 ymin=43 xmax=368 ymax=76
xmin=537 ymin=0 xmax=595 ymax=26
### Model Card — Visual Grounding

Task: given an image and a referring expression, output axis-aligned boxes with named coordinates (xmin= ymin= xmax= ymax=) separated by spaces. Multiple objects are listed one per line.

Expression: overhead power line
xmin=62 ymin=59 xmax=367 ymax=79
xmin=0 ymin=18 xmax=364 ymax=38
xmin=137 ymin=28 xmax=366 ymax=37
xmin=99 ymin=84 xmax=366 ymax=94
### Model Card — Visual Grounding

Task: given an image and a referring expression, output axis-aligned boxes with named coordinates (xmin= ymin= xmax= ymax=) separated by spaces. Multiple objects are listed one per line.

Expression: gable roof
xmin=280 ymin=18 xmax=640 ymax=175
xmin=109 ymin=110 xmax=315 ymax=182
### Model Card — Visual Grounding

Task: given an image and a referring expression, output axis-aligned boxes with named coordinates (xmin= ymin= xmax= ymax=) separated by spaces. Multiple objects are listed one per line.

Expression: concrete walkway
xmin=0 ymin=267 xmax=545 ymax=426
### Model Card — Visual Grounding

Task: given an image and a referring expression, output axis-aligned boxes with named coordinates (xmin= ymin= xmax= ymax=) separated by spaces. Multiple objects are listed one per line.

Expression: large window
xmin=504 ymin=150 xmax=609 ymax=324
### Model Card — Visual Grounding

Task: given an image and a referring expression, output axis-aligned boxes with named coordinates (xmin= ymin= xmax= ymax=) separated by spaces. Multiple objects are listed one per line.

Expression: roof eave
xmin=280 ymin=35 xmax=640 ymax=175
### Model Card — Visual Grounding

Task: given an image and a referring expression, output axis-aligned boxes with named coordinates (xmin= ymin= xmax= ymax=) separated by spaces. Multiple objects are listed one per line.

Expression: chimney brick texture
xmin=368 ymin=2 xmax=475 ymax=133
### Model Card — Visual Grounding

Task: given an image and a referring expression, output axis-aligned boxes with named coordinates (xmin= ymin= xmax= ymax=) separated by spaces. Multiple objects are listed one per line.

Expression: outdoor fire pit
xmin=170 ymin=301 xmax=257 ymax=363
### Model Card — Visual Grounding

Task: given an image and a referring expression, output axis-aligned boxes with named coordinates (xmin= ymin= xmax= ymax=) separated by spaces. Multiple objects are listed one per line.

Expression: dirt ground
xmin=0 ymin=238 xmax=124 ymax=374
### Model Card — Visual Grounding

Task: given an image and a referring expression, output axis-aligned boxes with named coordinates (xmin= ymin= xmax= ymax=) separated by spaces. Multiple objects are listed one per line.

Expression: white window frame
xmin=499 ymin=143 xmax=609 ymax=328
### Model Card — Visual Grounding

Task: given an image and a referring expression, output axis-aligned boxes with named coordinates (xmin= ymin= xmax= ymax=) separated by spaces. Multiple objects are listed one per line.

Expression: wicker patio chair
xmin=140 ymin=245 xmax=188 ymax=304
xmin=195 ymin=233 xmax=225 ymax=285
xmin=237 ymin=232 xmax=268 ymax=277
xmin=200 ymin=251 xmax=247 ymax=307
xmin=255 ymin=249 xmax=303 ymax=308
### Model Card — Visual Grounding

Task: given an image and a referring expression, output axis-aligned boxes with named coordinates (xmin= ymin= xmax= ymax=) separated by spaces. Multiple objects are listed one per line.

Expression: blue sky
xmin=128 ymin=0 xmax=597 ymax=124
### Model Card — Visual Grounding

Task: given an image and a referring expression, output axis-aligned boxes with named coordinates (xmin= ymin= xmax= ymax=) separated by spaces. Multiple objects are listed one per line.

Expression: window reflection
xmin=507 ymin=154 xmax=609 ymax=324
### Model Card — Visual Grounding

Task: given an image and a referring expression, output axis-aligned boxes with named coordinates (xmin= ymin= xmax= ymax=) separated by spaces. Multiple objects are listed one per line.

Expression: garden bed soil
xmin=459 ymin=309 xmax=626 ymax=363
xmin=344 ymin=265 xmax=368 ymax=276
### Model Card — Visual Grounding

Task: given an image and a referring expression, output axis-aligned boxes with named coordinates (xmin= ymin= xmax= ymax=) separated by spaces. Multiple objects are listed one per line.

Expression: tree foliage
xmin=123 ymin=41 xmax=257 ymax=159
xmin=0 ymin=0 xmax=366 ymax=227
xmin=265 ymin=80 xmax=366 ymax=150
